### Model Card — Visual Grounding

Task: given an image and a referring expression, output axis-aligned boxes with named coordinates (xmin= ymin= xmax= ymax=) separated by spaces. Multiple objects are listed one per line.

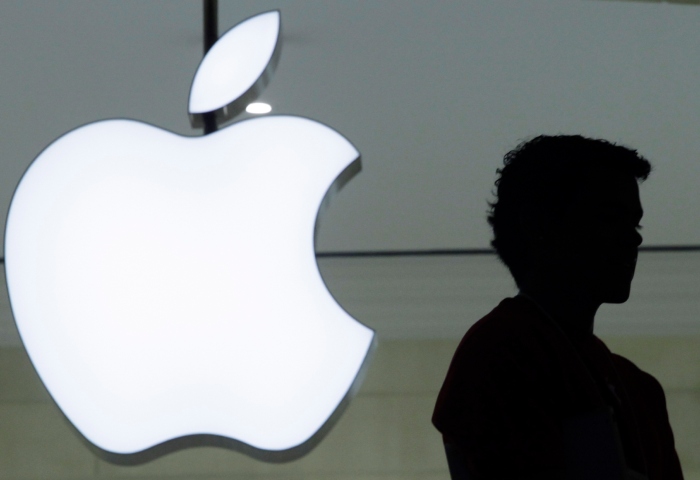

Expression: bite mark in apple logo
xmin=4 ymin=10 xmax=376 ymax=464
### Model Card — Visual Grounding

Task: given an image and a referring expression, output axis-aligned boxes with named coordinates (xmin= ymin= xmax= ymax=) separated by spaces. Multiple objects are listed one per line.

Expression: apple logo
xmin=4 ymin=10 xmax=375 ymax=464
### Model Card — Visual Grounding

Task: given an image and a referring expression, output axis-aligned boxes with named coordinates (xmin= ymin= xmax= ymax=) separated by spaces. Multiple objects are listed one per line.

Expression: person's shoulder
xmin=604 ymin=346 xmax=664 ymax=394
xmin=434 ymin=296 xmax=541 ymax=422
xmin=463 ymin=295 xmax=548 ymax=339
xmin=433 ymin=295 xmax=570 ymax=435
xmin=450 ymin=295 xmax=547 ymax=364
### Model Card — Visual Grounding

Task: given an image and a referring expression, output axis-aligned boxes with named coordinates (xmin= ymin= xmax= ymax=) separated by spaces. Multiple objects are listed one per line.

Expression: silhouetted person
xmin=433 ymin=136 xmax=684 ymax=480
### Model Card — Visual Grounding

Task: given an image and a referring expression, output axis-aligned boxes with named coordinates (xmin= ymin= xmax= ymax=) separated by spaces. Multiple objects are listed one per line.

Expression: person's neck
xmin=517 ymin=282 xmax=599 ymax=342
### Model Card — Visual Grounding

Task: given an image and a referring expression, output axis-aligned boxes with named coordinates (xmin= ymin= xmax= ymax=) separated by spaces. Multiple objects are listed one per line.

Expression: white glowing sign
xmin=4 ymin=10 xmax=375 ymax=464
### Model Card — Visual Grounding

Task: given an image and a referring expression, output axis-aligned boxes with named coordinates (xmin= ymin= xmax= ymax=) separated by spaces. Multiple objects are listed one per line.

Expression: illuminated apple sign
xmin=4 ymin=10 xmax=375 ymax=464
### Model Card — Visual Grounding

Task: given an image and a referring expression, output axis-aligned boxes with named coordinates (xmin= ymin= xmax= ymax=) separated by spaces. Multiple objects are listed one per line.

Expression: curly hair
xmin=486 ymin=135 xmax=653 ymax=290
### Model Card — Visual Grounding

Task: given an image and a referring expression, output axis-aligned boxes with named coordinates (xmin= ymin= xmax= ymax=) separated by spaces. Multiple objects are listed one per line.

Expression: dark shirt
xmin=432 ymin=295 xmax=684 ymax=479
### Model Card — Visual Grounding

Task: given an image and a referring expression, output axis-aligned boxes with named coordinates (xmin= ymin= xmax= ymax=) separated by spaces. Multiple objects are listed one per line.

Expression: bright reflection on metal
xmin=246 ymin=102 xmax=272 ymax=114
xmin=4 ymin=116 xmax=375 ymax=458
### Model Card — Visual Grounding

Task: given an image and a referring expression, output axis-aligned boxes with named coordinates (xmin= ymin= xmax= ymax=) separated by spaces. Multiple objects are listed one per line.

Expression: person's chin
xmin=603 ymin=284 xmax=632 ymax=303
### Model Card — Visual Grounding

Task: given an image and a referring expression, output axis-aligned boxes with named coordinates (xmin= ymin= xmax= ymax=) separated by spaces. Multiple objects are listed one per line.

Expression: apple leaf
xmin=188 ymin=10 xmax=281 ymax=128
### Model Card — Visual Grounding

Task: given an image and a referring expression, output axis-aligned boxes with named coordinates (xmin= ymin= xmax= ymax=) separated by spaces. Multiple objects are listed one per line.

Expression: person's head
xmin=486 ymin=135 xmax=652 ymax=303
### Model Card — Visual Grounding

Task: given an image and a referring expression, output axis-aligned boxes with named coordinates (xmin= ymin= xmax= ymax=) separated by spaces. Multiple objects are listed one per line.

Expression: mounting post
xmin=202 ymin=0 xmax=218 ymax=134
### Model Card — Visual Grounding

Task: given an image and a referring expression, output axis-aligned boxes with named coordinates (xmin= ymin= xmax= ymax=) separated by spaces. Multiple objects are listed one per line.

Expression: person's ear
xmin=519 ymin=210 xmax=548 ymax=244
